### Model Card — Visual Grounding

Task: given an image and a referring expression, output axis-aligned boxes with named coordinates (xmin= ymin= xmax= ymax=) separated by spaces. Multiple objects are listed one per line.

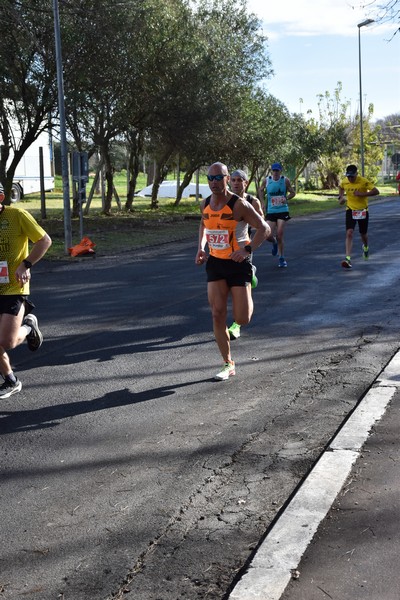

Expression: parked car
xmin=135 ymin=180 xmax=210 ymax=198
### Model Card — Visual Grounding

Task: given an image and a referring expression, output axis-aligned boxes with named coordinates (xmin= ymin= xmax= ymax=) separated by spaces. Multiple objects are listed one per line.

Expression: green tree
xmin=348 ymin=104 xmax=384 ymax=180
xmin=283 ymin=114 xmax=325 ymax=188
xmin=61 ymin=0 xmax=137 ymax=215
xmin=376 ymin=113 xmax=400 ymax=144
xmin=314 ymin=83 xmax=351 ymax=188
xmin=144 ymin=0 xmax=272 ymax=207
xmin=122 ymin=0 xmax=188 ymax=210
xmin=136 ymin=0 xmax=204 ymax=208
xmin=375 ymin=113 xmax=400 ymax=176
xmin=223 ymin=88 xmax=291 ymax=190
xmin=0 ymin=0 xmax=58 ymax=202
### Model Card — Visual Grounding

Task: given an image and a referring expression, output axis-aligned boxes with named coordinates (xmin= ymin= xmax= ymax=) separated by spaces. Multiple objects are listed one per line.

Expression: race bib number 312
xmin=271 ymin=195 xmax=286 ymax=207
xmin=352 ymin=209 xmax=367 ymax=220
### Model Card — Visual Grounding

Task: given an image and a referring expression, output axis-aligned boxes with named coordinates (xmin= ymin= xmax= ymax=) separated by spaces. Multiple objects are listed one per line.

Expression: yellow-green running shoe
xmin=228 ymin=322 xmax=241 ymax=340
xmin=214 ymin=361 xmax=235 ymax=381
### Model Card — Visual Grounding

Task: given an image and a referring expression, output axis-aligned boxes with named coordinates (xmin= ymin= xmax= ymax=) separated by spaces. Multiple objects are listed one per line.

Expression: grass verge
xmin=14 ymin=174 xmax=399 ymax=260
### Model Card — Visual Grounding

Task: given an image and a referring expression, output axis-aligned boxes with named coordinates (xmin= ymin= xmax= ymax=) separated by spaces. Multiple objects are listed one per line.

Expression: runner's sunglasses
xmin=207 ymin=174 xmax=226 ymax=181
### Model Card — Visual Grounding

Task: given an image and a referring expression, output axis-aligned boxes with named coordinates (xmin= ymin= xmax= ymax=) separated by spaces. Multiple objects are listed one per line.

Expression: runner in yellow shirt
xmin=0 ymin=184 xmax=52 ymax=397
xmin=338 ymin=164 xmax=379 ymax=269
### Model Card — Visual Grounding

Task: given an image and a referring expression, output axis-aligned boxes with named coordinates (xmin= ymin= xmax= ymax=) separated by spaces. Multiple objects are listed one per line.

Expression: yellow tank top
xmin=203 ymin=194 xmax=249 ymax=259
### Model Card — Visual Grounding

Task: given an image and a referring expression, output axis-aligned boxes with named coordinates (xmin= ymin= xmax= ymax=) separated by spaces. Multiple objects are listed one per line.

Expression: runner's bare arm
xmin=258 ymin=181 xmax=266 ymax=204
xmin=285 ymin=177 xmax=296 ymax=200
xmin=231 ymin=200 xmax=270 ymax=261
xmin=195 ymin=205 xmax=207 ymax=265
xmin=15 ymin=233 xmax=52 ymax=283
xmin=251 ymin=196 xmax=264 ymax=218
xmin=354 ymin=186 xmax=379 ymax=197
xmin=28 ymin=234 xmax=52 ymax=263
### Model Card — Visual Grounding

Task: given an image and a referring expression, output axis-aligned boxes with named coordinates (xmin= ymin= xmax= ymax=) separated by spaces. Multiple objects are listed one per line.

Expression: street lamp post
xmin=358 ymin=18 xmax=374 ymax=176
xmin=53 ymin=0 xmax=72 ymax=253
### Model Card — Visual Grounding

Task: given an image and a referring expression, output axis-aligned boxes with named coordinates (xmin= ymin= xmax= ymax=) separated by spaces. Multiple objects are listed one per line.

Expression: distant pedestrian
xmin=0 ymin=184 xmax=52 ymax=398
xmin=195 ymin=162 xmax=270 ymax=380
xmin=259 ymin=162 xmax=295 ymax=268
xmin=338 ymin=165 xmax=379 ymax=269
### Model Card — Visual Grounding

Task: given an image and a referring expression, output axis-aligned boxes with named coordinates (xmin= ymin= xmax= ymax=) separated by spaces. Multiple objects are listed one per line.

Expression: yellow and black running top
xmin=0 ymin=206 xmax=46 ymax=295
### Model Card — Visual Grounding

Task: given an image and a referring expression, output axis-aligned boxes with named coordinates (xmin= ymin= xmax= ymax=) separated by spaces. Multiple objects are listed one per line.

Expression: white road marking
xmin=229 ymin=352 xmax=400 ymax=600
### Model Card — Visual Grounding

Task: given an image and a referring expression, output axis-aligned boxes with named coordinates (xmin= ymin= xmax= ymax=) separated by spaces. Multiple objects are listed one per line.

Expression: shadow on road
xmin=0 ymin=378 xmax=210 ymax=434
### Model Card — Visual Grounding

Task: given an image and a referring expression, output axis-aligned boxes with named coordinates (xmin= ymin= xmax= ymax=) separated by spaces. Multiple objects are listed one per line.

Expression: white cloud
xmin=242 ymin=0 xmax=399 ymax=121
xmin=247 ymin=0 xmax=385 ymax=37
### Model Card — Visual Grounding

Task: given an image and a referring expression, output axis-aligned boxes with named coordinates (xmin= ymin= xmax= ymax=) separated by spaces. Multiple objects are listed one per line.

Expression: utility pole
xmin=53 ymin=0 xmax=72 ymax=252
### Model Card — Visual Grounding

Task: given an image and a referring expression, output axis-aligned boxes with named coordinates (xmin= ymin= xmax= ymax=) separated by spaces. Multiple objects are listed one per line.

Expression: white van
xmin=135 ymin=180 xmax=210 ymax=198
xmin=8 ymin=128 xmax=55 ymax=202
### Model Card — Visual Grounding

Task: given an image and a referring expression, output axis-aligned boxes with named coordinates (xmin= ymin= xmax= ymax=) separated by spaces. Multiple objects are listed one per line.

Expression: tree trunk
xmin=84 ymin=166 xmax=101 ymax=215
xmin=150 ymin=162 xmax=162 ymax=209
xmin=0 ymin=127 xmax=38 ymax=204
xmin=101 ymin=146 xmax=114 ymax=215
xmin=326 ymin=171 xmax=339 ymax=189
xmin=150 ymin=157 xmax=170 ymax=209
xmin=125 ymin=131 xmax=143 ymax=211
xmin=174 ymin=169 xmax=193 ymax=206
xmin=72 ymin=180 xmax=80 ymax=218
xmin=147 ymin=160 xmax=155 ymax=186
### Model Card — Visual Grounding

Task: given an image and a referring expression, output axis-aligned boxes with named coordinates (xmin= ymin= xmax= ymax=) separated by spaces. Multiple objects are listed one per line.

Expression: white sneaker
xmin=0 ymin=377 xmax=22 ymax=398
xmin=23 ymin=314 xmax=43 ymax=351
xmin=214 ymin=361 xmax=235 ymax=381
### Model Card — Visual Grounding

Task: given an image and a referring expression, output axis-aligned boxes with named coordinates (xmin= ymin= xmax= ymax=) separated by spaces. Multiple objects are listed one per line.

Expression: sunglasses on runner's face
xmin=207 ymin=174 xmax=226 ymax=181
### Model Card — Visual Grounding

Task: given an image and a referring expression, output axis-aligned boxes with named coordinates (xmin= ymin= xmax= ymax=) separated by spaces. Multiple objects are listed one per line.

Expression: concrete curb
xmin=229 ymin=350 xmax=400 ymax=600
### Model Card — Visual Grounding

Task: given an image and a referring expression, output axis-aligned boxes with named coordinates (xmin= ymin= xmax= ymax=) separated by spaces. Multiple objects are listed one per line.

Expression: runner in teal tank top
xmin=259 ymin=162 xmax=295 ymax=268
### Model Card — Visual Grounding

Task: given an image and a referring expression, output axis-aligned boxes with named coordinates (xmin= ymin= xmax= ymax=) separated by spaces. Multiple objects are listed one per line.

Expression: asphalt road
xmin=1 ymin=197 xmax=400 ymax=600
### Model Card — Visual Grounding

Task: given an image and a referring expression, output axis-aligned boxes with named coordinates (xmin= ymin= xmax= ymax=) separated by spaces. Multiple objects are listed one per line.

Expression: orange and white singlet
xmin=203 ymin=194 xmax=249 ymax=259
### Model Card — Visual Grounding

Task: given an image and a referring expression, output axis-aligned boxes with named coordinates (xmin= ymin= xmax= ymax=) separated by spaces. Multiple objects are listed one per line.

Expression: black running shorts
xmin=0 ymin=295 xmax=34 ymax=317
xmin=266 ymin=211 xmax=291 ymax=222
xmin=206 ymin=255 xmax=252 ymax=288
xmin=345 ymin=208 xmax=369 ymax=234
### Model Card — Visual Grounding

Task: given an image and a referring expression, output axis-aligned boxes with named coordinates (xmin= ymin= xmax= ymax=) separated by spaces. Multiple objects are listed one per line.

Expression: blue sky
xmin=248 ymin=0 xmax=400 ymax=122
